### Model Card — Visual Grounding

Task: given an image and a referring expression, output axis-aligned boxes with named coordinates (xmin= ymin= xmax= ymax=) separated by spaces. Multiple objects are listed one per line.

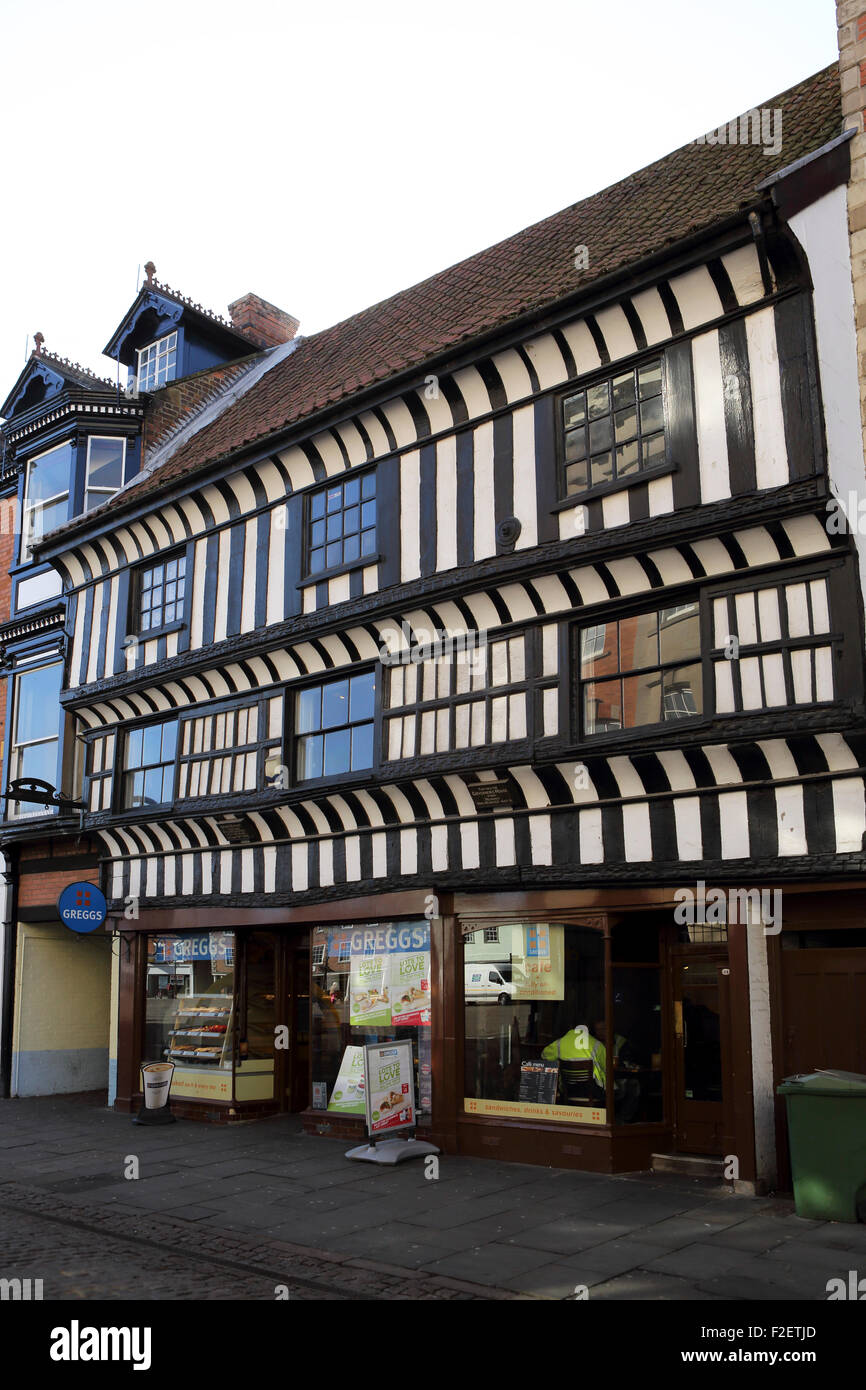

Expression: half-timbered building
xmin=21 ymin=59 xmax=866 ymax=1188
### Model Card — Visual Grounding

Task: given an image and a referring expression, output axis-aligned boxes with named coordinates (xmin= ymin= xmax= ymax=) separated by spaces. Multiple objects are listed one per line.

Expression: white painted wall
xmin=746 ymin=918 xmax=777 ymax=1191
xmin=791 ymin=186 xmax=866 ymax=602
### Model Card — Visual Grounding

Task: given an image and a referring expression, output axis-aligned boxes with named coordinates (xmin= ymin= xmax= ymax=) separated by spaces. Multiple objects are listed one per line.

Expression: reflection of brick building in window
xmin=581 ymin=605 xmax=701 ymax=734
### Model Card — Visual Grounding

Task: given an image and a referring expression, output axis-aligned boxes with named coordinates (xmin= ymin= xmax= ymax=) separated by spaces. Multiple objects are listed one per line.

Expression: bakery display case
xmin=165 ymin=994 xmax=234 ymax=1069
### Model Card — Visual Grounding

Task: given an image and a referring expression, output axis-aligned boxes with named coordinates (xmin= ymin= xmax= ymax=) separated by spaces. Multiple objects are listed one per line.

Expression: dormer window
xmin=21 ymin=441 xmax=73 ymax=562
xmin=136 ymin=332 xmax=177 ymax=392
xmin=85 ymin=437 xmax=127 ymax=511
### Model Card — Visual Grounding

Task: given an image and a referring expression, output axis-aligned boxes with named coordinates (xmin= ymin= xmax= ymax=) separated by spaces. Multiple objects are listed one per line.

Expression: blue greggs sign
xmin=57 ymin=882 xmax=108 ymax=933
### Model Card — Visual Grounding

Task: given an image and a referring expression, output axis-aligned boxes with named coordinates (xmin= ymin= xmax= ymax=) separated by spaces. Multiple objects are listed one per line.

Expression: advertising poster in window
xmin=512 ymin=923 xmax=565 ymax=1001
xmin=349 ymin=952 xmax=391 ymax=1026
xmin=348 ymin=922 xmax=431 ymax=1027
xmin=328 ymin=1045 xmax=366 ymax=1114
xmin=390 ymin=922 xmax=431 ymax=1026
xmin=364 ymin=1039 xmax=415 ymax=1135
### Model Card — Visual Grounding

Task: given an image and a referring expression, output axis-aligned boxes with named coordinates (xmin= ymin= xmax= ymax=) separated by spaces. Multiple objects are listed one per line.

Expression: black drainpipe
xmin=1 ymin=845 xmax=19 ymax=1098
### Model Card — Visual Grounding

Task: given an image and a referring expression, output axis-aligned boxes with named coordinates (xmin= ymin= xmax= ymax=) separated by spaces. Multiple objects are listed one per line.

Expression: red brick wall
xmin=17 ymin=838 xmax=99 ymax=908
xmin=142 ymin=360 xmax=254 ymax=458
xmin=228 ymin=293 xmax=299 ymax=350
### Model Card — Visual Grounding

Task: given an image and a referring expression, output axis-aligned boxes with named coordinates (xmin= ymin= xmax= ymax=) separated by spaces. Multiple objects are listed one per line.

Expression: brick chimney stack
xmin=228 ymin=293 xmax=299 ymax=350
xmin=838 ymin=2 xmax=866 ymax=459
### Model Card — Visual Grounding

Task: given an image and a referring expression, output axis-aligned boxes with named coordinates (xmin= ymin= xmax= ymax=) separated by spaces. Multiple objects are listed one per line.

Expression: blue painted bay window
xmin=7 ymin=659 xmax=64 ymax=817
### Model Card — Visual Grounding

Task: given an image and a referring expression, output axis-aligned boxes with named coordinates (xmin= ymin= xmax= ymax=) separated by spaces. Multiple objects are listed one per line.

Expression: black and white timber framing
xmin=36 ymin=223 xmax=866 ymax=910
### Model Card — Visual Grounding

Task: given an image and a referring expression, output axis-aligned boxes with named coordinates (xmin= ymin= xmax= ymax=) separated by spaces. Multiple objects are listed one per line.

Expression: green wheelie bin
xmin=777 ymin=1070 xmax=866 ymax=1222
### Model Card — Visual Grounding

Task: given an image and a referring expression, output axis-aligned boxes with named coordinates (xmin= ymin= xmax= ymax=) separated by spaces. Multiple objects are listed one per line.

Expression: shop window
xmin=560 ymin=359 xmax=665 ymax=498
xmin=21 ymin=440 xmax=74 ymax=562
xmin=711 ymin=577 xmax=835 ymax=712
xmin=7 ymin=659 xmax=64 ymax=818
xmin=311 ymin=921 xmax=432 ymax=1118
xmin=612 ymin=966 xmax=663 ymax=1123
xmin=675 ymin=922 xmax=728 ymax=945
xmin=782 ymin=929 xmax=866 ymax=949
xmin=144 ymin=931 xmax=235 ymax=1101
xmin=295 ymin=671 xmax=375 ymax=781
xmin=122 ymin=718 xmax=178 ymax=808
xmin=384 ymin=634 xmax=529 ymax=760
xmin=610 ymin=918 xmax=659 ymax=963
xmin=463 ymin=923 xmax=607 ymax=1124
xmin=305 ymin=471 xmax=376 ymax=576
xmin=132 ymin=551 xmax=187 ymax=636
xmin=137 ymin=332 xmax=177 ymax=392
xmin=85 ymin=437 xmax=128 ymax=511
xmin=579 ymin=602 xmax=702 ymax=735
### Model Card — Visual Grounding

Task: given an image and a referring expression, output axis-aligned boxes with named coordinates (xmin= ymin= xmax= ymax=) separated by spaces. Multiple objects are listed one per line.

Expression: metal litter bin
xmin=777 ymin=1070 xmax=866 ymax=1222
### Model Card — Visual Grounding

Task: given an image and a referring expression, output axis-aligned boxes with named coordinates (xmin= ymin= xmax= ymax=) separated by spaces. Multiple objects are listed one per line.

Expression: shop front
xmin=450 ymin=902 xmax=744 ymax=1175
xmin=110 ymin=888 xmax=758 ymax=1181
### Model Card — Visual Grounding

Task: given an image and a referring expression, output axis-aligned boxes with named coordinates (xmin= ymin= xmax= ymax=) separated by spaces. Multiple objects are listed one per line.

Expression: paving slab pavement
xmin=0 ymin=1093 xmax=861 ymax=1301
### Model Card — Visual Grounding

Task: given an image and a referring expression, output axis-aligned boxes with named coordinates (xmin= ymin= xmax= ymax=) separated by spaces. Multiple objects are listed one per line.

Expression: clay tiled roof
xmin=63 ymin=63 xmax=844 ymax=529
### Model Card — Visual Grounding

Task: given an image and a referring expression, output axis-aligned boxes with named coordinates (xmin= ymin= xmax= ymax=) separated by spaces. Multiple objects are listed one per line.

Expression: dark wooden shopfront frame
xmin=110 ymin=890 xmax=434 ymax=1120
xmin=109 ymin=883 xmax=772 ymax=1177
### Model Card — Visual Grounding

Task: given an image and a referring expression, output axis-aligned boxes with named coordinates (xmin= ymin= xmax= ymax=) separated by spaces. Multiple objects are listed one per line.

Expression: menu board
xmin=364 ymin=1039 xmax=416 ymax=1136
xmin=327 ymin=1046 xmax=366 ymax=1113
xmin=518 ymin=1059 xmax=560 ymax=1106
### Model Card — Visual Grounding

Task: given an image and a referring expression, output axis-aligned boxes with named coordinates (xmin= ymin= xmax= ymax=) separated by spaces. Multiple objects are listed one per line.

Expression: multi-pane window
xmin=85 ymin=437 xmax=127 ymax=511
xmin=385 ymin=636 xmax=529 ymax=760
xmin=86 ymin=732 xmax=116 ymax=813
xmin=579 ymin=603 xmax=702 ymax=735
xmin=21 ymin=441 xmax=74 ymax=562
xmin=122 ymin=719 xmax=178 ymax=808
xmin=177 ymin=697 xmax=283 ymax=798
xmin=7 ymin=661 xmax=64 ymax=818
xmin=306 ymin=472 xmax=376 ymax=575
xmin=295 ymin=671 xmax=376 ymax=780
xmin=136 ymin=333 xmax=178 ymax=392
xmin=135 ymin=552 xmax=186 ymax=634
xmin=711 ymin=578 xmax=834 ymax=713
xmin=561 ymin=359 xmax=665 ymax=496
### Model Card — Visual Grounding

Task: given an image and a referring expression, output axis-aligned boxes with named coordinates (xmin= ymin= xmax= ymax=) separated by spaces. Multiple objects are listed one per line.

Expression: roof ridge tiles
xmin=37 ymin=349 xmax=115 ymax=387
xmin=148 ymin=277 xmax=237 ymax=331
xmin=42 ymin=60 xmax=842 ymax=544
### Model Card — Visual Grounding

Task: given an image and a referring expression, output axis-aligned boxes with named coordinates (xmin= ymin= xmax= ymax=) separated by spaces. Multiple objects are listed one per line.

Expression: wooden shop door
xmin=276 ymin=936 xmax=311 ymax=1113
xmin=671 ymin=951 xmax=734 ymax=1154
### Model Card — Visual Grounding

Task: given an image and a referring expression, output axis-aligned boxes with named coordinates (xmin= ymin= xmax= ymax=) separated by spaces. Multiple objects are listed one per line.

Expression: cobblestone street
xmin=3 ymin=1095 xmax=866 ymax=1302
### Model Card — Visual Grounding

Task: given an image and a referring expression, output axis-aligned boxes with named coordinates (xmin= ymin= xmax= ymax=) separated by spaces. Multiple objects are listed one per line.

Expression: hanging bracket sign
xmin=57 ymin=882 xmax=108 ymax=934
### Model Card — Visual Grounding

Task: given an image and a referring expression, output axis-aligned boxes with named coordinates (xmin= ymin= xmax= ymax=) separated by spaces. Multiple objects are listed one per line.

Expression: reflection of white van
xmin=464 ymin=964 xmax=516 ymax=1003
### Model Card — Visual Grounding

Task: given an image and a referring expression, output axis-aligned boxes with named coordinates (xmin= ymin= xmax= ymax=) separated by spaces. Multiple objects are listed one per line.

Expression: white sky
xmin=0 ymin=0 xmax=838 ymax=403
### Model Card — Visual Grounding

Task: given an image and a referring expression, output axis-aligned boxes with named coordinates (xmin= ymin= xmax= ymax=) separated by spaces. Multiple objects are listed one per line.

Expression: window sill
xmin=551 ymin=461 xmax=676 ymax=512
xmin=293 ymin=766 xmax=376 ymax=792
xmin=134 ymin=620 xmax=186 ymax=642
xmin=297 ymin=554 xmax=382 ymax=590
